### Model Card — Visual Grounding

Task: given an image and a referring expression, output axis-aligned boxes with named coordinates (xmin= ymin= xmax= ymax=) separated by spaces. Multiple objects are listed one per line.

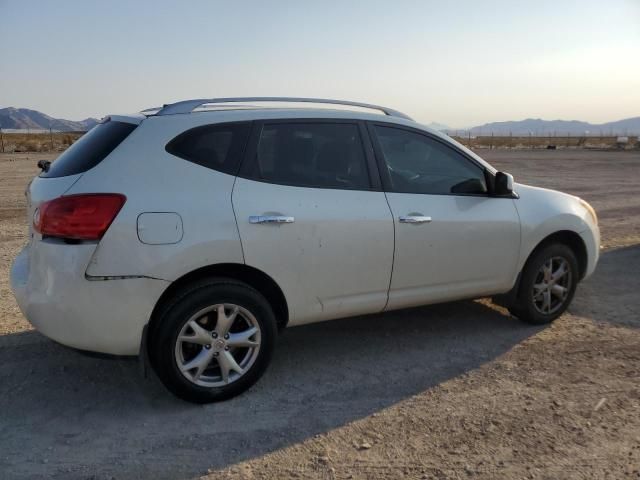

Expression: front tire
xmin=150 ymin=278 xmax=277 ymax=403
xmin=510 ymin=243 xmax=578 ymax=325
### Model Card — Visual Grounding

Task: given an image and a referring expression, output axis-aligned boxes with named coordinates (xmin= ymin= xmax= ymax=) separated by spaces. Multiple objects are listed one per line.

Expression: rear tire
xmin=150 ymin=278 xmax=277 ymax=403
xmin=509 ymin=243 xmax=578 ymax=325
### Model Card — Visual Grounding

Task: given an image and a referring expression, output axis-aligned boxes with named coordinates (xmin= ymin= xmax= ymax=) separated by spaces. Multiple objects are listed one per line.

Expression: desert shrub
xmin=15 ymin=140 xmax=41 ymax=152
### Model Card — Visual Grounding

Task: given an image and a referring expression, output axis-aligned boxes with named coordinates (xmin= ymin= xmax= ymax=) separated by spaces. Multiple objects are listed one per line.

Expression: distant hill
xmin=0 ymin=107 xmax=98 ymax=132
xmin=2 ymin=106 xmax=638 ymax=136
xmin=455 ymin=117 xmax=640 ymax=136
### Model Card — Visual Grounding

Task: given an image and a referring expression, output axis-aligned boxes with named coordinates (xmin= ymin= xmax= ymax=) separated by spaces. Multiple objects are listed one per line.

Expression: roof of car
xmin=168 ymin=106 xmax=416 ymax=123
xmin=142 ymin=97 xmax=412 ymax=120
xmin=142 ymin=106 xmax=442 ymax=137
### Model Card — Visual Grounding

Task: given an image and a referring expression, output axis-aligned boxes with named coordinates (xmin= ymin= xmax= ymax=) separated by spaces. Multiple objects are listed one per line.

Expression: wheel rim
xmin=532 ymin=256 xmax=572 ymax=315
xmin=174 ymin=304 xmax=261 ymax=387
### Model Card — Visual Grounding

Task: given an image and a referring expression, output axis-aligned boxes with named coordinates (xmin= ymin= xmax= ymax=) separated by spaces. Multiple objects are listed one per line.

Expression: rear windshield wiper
xmin=37 ymin=160 xmax=51 ymax=173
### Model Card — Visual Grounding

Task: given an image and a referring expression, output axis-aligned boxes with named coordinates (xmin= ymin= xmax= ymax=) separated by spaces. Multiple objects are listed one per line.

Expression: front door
xmin=369 ymin=123 xmax=521 ymax=310
xmin=232 ymin=120 xmax=394 ymax=325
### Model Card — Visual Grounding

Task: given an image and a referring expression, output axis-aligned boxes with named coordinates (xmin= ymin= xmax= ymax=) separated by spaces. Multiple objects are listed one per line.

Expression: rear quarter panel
xmin=68 ymin=115 xmax=245 ymax=281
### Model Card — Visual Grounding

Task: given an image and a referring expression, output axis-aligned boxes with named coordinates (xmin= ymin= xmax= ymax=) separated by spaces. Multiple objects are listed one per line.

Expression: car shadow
xmin=0 ymin=299 xmax=541 ymax=480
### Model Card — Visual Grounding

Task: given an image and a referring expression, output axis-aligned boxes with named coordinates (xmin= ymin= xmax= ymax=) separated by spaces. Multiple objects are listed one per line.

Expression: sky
xmin=1 ymin=0 xmax=638 ymax=127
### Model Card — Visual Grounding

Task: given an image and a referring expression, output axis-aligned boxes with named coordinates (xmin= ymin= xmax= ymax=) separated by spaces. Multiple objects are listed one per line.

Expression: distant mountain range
xmin=0 ymin=107 xmax=99 ymax=132
xmin=2 ymin=106 xmax=638 ymax=136
xmin=444 ymin=117 xmax=640 ymax=136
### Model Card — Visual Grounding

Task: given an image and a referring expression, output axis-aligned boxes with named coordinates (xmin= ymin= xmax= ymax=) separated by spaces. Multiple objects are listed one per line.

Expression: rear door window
xmin=42 ymin=120 xmax=137 ymax=178
xmin=247 ymin=122 xmax=370 ymax=190
xmin=165 ymin=122 xmax=251 ymax=175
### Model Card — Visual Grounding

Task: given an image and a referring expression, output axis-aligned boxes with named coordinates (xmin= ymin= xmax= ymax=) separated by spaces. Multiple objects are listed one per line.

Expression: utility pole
xmin=49 ymin=125 xmax=54 ymax=151
xmin=0 ymin=127 xmax=4 ymax=153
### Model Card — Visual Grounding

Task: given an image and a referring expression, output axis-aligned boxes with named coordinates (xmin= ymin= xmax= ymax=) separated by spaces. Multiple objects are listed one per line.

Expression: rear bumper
xmin=11 ymin=243 xmax=169 ymax=355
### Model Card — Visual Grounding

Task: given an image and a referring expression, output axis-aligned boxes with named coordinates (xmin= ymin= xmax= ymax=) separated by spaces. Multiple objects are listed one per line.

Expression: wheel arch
xmin=495 ymin=229 xmax=588 ymax=308
xmin=147 ymin=263 xmax=289 ymax=345
xmin=526 ymin=230 xmax=588 ymax=280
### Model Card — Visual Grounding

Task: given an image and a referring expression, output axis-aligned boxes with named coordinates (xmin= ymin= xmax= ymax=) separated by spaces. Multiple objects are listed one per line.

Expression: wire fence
xmin=449 ymin=133 xmax=639 ymax=150
xmin=0 ymin=129 xmax=85 ymax=153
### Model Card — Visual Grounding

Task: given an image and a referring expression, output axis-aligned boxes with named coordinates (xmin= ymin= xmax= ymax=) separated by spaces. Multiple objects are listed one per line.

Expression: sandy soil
xmin=0 ymin=150 xmax=638 ymax=480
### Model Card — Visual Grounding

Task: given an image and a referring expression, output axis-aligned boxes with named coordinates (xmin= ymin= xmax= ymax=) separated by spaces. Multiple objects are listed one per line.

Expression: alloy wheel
xmin=174 ymin=304 xmax=261 ymax=387
xmin=532 ymin=256 xmax=572 ymax=315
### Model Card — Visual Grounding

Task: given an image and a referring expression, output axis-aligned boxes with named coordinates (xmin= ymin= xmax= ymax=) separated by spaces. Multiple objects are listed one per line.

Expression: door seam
xmin=230 ymin=175 xmax=246 ymax=264
xmin=382 ymin=191 xmax=396 ymax=312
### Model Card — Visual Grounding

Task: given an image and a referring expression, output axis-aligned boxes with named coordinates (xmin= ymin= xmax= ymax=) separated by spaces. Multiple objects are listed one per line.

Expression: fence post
xmin=490 ymin=132 xmax=494 ymax=150
xmin=0 ymin=127 xmax=4 ymax=153
xmin=49 ymin=126 xmax=54 ymax=151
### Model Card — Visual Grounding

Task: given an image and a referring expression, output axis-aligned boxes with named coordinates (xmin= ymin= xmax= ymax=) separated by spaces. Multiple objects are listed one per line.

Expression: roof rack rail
xmin=150 ymin=97 xmax=413 ymax=120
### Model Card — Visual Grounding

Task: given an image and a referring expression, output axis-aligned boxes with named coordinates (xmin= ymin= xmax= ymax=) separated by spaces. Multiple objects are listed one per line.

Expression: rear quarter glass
xmin=41 ymin=121 xmax=137 ymax=178
xmin=164 ymin=121 xmax=251 ymax=175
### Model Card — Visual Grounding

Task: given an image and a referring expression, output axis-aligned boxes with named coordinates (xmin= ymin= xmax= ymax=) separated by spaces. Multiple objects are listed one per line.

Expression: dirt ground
xmin=0 ymin=150 xmax=638 ymax=480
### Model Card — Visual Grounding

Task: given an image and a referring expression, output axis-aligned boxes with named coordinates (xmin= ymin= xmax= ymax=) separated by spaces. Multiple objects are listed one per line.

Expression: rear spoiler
xmin=99 ymin=114 xmax=145 ymax=126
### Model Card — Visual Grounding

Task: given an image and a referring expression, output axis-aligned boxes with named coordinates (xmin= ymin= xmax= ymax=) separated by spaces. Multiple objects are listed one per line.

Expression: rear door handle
xmin=399 ymin=215 xmax=432 ymax=224
xmin=249 ymin=215 xmax=295 ymax=224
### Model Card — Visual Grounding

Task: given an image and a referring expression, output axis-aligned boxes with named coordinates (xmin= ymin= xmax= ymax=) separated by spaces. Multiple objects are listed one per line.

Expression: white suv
xmin=11 ymin=97 xmax=599 ymax=403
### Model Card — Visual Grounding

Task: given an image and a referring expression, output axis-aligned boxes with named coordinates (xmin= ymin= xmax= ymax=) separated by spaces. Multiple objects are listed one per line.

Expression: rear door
xmin=232 ymin=120 xmax=394 ymax=326
xmin=369 ymin=123 xmax=521 ymax=309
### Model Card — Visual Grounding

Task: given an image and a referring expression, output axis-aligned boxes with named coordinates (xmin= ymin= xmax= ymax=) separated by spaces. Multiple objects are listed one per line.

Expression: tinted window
xmin=42 ymin=121 xmax=137 ymax=178
xmin=248 ymin=123 xmax=370 ymax=190
xmin=374 ymin=126 xmax=487 ymax=195
xmin=165 ymin=122 xmax=251 ymax=175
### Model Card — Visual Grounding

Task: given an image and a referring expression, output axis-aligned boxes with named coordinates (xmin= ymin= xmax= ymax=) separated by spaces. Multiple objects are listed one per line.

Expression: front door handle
xmin=399 ymin=215 xmax=432 ymax=224
xmin=249 ymin=215 xmax=295 ymax=224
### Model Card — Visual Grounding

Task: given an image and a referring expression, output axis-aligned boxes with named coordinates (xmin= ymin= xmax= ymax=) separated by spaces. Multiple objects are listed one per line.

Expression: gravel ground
xmin=0 ymin=150 xmax=638 ymax=480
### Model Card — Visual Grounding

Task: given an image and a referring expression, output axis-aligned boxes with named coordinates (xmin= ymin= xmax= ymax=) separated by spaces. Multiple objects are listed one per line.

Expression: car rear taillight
xmin=34 ymin=194 xmax=126 ymax=241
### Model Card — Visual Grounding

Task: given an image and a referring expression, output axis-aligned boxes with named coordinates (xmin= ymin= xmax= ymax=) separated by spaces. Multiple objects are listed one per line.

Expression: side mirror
xmin=494 ymin=171 xmax=514 ymax=196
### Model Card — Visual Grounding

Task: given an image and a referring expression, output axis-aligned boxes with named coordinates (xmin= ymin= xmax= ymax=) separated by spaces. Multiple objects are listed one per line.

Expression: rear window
xmin=165 ymin=122 xmax=251 ymax=175
xmin=41 ymin=120 xmax=137 ymax=178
